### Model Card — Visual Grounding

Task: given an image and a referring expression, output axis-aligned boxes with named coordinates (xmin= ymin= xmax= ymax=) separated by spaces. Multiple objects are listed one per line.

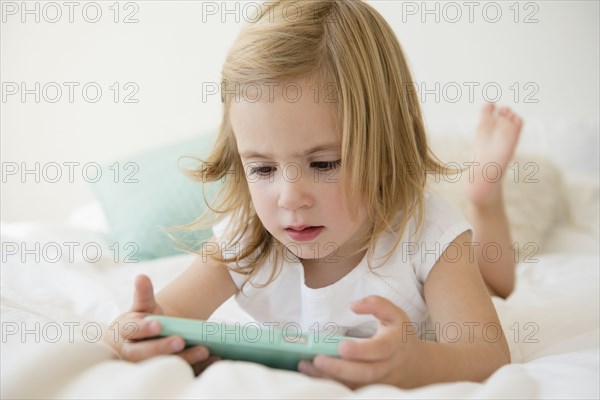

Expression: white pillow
xmin=428 ymin=135 xmax=568 ymax=261
xmin=67 ymin=202 xmax=110 ymax=234
xmin=561 ymin=172 xmax=600 ymax=239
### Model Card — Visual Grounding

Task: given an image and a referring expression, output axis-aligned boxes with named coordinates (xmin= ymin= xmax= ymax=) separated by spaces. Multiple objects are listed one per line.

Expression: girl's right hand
xmin=107 ymin=274 xmax=219 ymax=374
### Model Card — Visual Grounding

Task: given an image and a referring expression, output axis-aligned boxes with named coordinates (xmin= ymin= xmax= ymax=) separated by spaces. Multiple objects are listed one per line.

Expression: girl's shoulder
xmin=419 ymin=189 xmax=473 ymax=243
xmin=378 ymin=190 xmax=472 ymax=263
xmin=389 ymin=190 xmax=470 ymax=240
xmin=419 ymin=190 xmax=469 ymax=234
xmin=396 ymin=190 xmax=473 ymax=284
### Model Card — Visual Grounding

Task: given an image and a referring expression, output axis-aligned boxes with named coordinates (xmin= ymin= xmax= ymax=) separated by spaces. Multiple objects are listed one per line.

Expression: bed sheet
xmin=1 ymin=218 xmax=599 ymax=399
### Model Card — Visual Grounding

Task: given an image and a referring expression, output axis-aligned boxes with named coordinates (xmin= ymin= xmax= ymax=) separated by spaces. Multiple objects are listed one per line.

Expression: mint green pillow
xmin=89 ymin=131 xmax=222 ymax=260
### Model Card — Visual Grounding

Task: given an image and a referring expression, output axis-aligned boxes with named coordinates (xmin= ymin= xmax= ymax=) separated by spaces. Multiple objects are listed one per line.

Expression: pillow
xmin=67 ymin=201 xmax=110 ymax=234
xmin=561 ymin=172 xmax=600 ymax=240
xmin=427 ymin=135 xmax=568 ymax=262
xmin=88 ymin=131 xmax=222 ymax=260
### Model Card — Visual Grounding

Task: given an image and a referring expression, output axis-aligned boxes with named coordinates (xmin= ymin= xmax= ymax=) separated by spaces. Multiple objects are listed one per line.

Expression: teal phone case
xmin=145 ymin=315 xmax=349 ymax=371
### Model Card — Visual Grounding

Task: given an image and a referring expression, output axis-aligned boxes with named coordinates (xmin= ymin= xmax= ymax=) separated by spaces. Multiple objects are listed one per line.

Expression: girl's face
xmin=229 ymin=80 xmax=371 ymax=265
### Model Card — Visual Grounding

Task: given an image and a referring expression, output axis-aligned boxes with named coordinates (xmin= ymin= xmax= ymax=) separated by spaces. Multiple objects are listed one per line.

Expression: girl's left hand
xmin=298 ymin=295 xmax=424 ymax=389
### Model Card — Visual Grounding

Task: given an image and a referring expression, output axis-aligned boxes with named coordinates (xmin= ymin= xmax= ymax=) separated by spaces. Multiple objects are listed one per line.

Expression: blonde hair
xmin=174 ymin=0 xmax=450 ymax=288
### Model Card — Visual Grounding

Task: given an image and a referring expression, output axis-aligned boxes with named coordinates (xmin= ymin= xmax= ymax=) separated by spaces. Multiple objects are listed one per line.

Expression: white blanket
xmin=1 ymin=220 xmax=599 ymax=399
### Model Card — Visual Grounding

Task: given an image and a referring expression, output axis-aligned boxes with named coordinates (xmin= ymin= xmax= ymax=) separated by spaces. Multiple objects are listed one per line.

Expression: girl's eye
xmin=248 ymin=165 xmax=274 ymax=176
xmin=311 ymin=160 xmax=341 ymax=171
xmin=244 ymin=160 xmax=341 ymax=177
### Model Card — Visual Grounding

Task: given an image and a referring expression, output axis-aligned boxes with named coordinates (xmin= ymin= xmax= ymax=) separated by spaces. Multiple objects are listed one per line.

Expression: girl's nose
xmin=277 ymin=172 xmax=313 ymax=211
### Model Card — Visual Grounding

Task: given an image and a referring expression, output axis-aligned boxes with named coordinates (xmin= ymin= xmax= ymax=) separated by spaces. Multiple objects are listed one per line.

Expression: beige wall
xmin=1 ymin=0 xmax=598 ymax=222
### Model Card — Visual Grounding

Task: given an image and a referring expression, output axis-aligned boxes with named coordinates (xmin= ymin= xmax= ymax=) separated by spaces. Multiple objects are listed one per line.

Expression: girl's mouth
xmin=284 ymin=226 xmax=324 ymax=241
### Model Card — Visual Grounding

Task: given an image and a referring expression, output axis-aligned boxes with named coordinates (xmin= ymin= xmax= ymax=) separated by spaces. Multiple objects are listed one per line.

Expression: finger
xmin=299 ymin=359 xmax=348 ymax=385
xmin=121 ymin=335 xmax=185 ymax=362
xmin=132 ymin=274 xmax=157 ymax=313
xmin=119 ymin=318 xmax=162 ymax=341
xmin=350 ymin=296 xmax=410 ymax=327
xmin=298 ymin=359 xmax=329 ymax=379
xmin=301 ymin=356 xmax=385 ymax=387
xmin=338 ymin=336 xmax=395 ymax=362
xmin=191 ymin=355 xmax=222 ymax=376
xmin=176 ymin=345 xmax=210 ymax=366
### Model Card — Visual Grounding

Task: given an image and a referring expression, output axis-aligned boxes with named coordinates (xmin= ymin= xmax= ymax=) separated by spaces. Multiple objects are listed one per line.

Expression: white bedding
xmin=2 ymin=188 xmax=599 ymax=398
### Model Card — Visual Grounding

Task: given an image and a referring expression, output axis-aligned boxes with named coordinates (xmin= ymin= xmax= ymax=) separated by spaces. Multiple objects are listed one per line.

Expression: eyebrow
xmin=239 ymin=142 xmax=340 ymax=159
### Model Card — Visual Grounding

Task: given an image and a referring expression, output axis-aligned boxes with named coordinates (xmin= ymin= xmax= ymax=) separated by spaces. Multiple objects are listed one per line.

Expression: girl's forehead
xmin=231 ymin=101 xmax=341 ymax=159
xmin=234 ymin=120 xmax=342 ymax=158
xmin=230 ymin=91 xmax=339 ymax=134
xmin=227 ymin=79 xmax=343 ymax=158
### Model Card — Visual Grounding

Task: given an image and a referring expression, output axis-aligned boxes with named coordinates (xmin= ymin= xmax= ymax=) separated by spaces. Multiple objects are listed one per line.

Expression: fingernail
xmin=298 ymin=361 xmax=309 ymax=372
xmin=313 ymin=356 xmax=326 ymax=368
xmin=195 ymin=347 xmax=208 ymax=359
xmin=149 ymin=321 xmax=160 ymax=333
xmin=171 ymin=338 xmax=184 ymax=351
xmin=339 ymin=340 xmax=352 ymax=355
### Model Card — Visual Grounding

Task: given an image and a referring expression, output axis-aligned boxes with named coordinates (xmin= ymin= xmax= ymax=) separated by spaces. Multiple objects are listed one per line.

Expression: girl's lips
xmin=285 ymin=226 xmax=324 ymax=242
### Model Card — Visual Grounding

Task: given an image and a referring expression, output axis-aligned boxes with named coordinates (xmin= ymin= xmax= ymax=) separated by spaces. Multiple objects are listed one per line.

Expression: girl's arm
xmin=298 ymin=230 xmax=510 ymax=389
xmin=416 ymin=229 xmax=511 ymax=384
xmin=155 ymin=251 xmax=239 ymax=321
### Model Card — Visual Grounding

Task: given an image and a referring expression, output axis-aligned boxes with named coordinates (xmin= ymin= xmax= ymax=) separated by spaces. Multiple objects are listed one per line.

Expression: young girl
xmin=108 ymin=0 xmax=521 ymax=389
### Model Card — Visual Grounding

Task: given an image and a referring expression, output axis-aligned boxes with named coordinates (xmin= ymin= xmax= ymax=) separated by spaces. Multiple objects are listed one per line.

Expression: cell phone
xmin=144 ymin=315 xmax=353 ymax=371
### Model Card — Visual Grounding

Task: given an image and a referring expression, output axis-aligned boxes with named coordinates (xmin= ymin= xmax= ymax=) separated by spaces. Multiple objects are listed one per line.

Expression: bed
xmin=2 ymin=121 xmax=599 ymax=399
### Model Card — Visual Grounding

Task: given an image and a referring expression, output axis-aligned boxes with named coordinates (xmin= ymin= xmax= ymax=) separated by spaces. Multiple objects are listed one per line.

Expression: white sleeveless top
xmin=211 ymin=191 xmax=472 ymax=340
